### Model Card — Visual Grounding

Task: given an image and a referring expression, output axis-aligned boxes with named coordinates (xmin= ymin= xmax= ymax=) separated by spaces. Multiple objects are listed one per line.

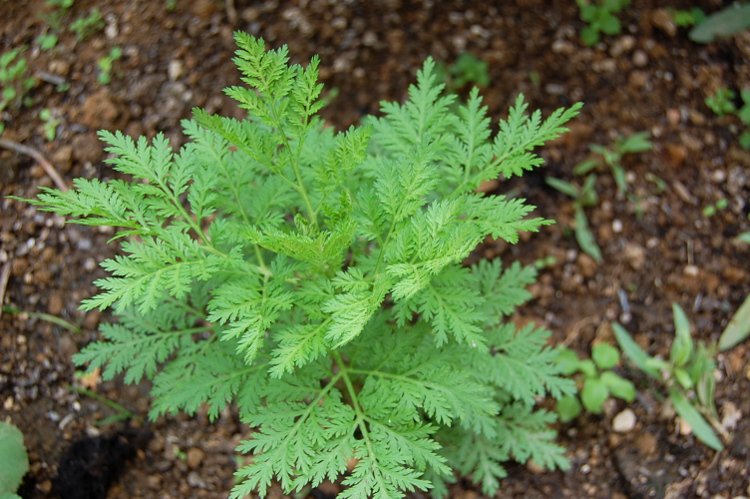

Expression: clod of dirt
xmin=71 ymin=133 xmax=103 ymax=165
xmin=53 ymin=428 xmax=151 ymax=499
xmin=79 ymin=90 xmax=126 ymax=131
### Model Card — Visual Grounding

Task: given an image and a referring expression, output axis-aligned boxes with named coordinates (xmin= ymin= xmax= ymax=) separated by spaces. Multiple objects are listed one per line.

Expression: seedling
xmin=0 ymin=48 xmax=36 ymax=111
xmin=702 ymin=197 xmax=728 ymax=218
xmin=576 ymin=0 xmax=631 ymax=46
xmin=705 ymin=87 xmax=736 ymax=116
xmin=97 ymin=47 xmax=122 ymax=85
xmin=573 ymin=131 xmax=652 ymax=195
xmin=70 ymin=8 xmax=104 ymax=41
xmin=613 ymin=304 xmax=725 ymax=451
xmin=546 ymin=174 xmax=603 ymax=262
xmin=0 ymin=421 xmax=29 ymax=499
xmin=41 ymin=0 xmax=74 ymax=32
xmin=22 ymin=33 xmax=581 ymax=498
xmin=39 ymin=108 xmax=60 ymax=141
xmin=555 ymin=342 xmax=636 ymax=421
xmin=671 ymin=7 xmax=706 ymax=27
xmin=36 ymin=32 xmax=58 ymax=51
xmin=436 ymin=52 xmax=490 ymax=93
xmin=705 ymin=87 xmax=750 ymax=149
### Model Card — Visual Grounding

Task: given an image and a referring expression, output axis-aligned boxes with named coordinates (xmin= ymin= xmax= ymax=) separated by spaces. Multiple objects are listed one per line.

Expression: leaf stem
xmin=333 ymin=352 xmax=388 ymax=493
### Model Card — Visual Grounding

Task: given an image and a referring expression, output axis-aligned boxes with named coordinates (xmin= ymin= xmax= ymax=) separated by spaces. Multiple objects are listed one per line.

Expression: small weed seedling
xmin=573 ymin=131 xmax=652 ymax=195
xmin=670 ymin=8 xmax=706 ymax=28
xmin=576 ymin=0 xmax=630 ymax=46
xmin=70 ymin=8 xmax=104 ymax=41
xmin=22 ymin=33 xmax=582 ymax=498
xmin=39 ymin=108 xmax=60 ymax=141
xmin=546 ymin=174 xmax=603 ymax=262
xmin=702 ymin=197 xmax=728 ymax=218
xmin=436 ymin=52 xmax=490 ymax=93
xmin=0 ymin=49 xmax=36 ymax=112
xmin=0 ymin=421 xmax=29 ymax=499
xmin=41 ymin=0 xmax=74 ymax=33
xmin=705 ymin=87 xmax=750 ymax=149
xmin=705 ymin=87 xmax=737 ymax=116
xmin=555 ymin=343 xmax=636 ymax=421
xmin=97 ymin=47 xmax=122 ymax=85
xmin=36 ymin=32 xmax=59 ymax=51
xmin=613 ymin=304 xmax=725 ymax=451
xmin=46 ymin=0 xmax=74 ymax=8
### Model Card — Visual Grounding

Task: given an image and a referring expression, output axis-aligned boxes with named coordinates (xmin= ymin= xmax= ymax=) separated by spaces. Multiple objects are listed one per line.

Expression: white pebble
xmin=612 ymin=408 xmax=636 ymax=433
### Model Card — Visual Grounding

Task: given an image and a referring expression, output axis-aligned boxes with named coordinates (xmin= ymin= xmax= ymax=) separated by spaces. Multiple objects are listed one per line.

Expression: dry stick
xmin=0 ymin=138 xmax=68 ymax=191
xmin=0 ymin=262 xmax=11 ymax=321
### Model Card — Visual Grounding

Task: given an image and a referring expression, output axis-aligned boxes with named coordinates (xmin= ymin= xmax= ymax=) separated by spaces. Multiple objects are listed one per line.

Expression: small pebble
xmin=186 ymin=447 xmax=205 ymax=469
xmin=684 ymin=265 xmax=699 ymax=277
xmin=47 ymin=292 xmax=64 ymax=315
xmin=168 ymin=59 xmax=184 ymax=81
xmin=632 ymin=50 xmax=648 ymax=67
xmin=612 ymin=408 xmax=636 ymax=433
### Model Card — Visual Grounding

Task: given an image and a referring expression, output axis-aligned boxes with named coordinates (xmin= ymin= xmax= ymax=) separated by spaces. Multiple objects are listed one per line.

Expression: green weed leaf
xmin=719 ymin=295 xmax=750 ymax=351
xmin=669 ymin=389 xmax=723 ymax=451
xmin=592 ymin=342 xmax=619 ymax=370
xmin=0 ymin=421 xmax=29 ymax=496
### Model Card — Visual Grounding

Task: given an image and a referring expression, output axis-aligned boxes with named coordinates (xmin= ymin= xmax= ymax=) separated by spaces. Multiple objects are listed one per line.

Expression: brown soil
xmin=2 ymin=0 xmax=749 ymax=498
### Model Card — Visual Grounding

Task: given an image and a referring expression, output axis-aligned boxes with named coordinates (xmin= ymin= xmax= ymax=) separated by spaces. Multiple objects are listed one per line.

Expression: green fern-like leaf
xmin=25 ymin=32 xmax=582 ymax=498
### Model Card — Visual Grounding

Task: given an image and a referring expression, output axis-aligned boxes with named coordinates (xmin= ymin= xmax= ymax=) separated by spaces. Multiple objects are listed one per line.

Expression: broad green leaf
xmin=580 ymin=26 xmax=599 ymax=46
xmin=556 ymin=395 xmax=582 ymax=423
xmin=581 ymin=377 xmax=608 ymax=414
xmin=599 ymin=13 xmax=621 ymax=35
xmin=555 ymin=347 xmax=581 ymax=375
xmin=718 ymin=295 xmax=750 ymax=351
xmin=600 ymin=371 xmax=636 ymax=402
xmin=592 ymin=343 xmax=619 ymax=370
xmin=578 ymin=359 xmax=597 ymax=378
xmin=669 ymin=388 xmax=723 ymax=451
xmin=0 ymin=421 xmax=29 ymax=495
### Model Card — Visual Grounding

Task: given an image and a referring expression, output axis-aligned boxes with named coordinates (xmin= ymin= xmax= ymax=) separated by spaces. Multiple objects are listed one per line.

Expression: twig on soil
xmin=34 ymin=70 xmax=68 ymax=88
xmin=0 ymin=262 xmax=11 ymax=321
xmin=0 ymin=138 xmax=68 ymax=191
xmin=561 ymin=315 xmax=599 ymax=347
